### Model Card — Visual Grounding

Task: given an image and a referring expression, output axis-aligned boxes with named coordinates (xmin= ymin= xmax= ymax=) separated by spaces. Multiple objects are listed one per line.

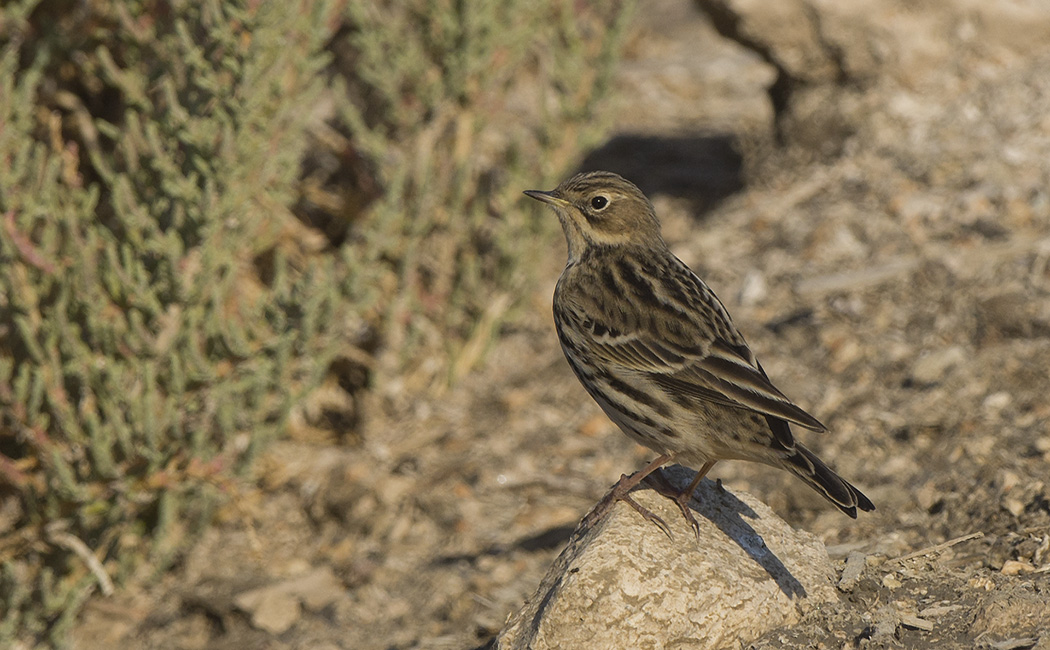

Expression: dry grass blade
xmin=891 ymin=532 xmax=985 ymax=563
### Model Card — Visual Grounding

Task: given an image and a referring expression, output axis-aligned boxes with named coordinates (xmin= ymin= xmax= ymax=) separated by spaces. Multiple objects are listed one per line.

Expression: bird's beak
xmin=523 ymin=189 xmax=569 ymax=207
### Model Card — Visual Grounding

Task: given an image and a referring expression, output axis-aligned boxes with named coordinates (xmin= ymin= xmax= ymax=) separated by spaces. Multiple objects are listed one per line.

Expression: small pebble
xmin=919 ymin=603 xmax=965 ymax=618
xmin=900 ymin=614 xmax=935 ymax=632
xmin=838 ymin=551 xmax=867 ymax=592
xmin=1000 ymin=560 xmax=1035 ymax=576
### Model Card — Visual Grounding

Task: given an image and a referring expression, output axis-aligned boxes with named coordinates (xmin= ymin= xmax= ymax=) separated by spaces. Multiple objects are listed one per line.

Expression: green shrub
xmin=327 ymin=0 xmax=635 ymax=382
xmin=0 ymin=1 xmax=356 ymax=644
xmin=0 ymin=0 xmax=633 ymax=645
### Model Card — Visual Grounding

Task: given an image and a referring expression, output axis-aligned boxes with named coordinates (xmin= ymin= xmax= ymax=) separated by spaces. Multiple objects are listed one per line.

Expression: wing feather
xmin=558 ymin=285 xmax=826 ymax=433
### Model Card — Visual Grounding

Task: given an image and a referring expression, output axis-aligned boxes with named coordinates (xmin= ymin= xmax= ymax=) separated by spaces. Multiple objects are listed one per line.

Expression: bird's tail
xmin=782 ymin=443 xmax=875 ymax=518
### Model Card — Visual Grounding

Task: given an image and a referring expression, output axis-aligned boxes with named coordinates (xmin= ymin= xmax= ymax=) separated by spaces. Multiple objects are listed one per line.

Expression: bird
xmin=524 ymin=170 xmax=874 ymax=534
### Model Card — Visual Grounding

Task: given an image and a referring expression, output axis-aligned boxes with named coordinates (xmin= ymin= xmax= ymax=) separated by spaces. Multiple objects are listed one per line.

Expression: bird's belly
xmin=588 ymin=390 xmax=682 ymax=455
xmin=589 ymin=381 xmax=769 ymax=468
xmin=560 ymin=343 xmax=771 ymax=467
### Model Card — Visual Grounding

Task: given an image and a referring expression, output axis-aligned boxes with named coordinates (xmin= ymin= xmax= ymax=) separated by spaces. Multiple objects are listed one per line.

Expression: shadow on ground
xmin=576 ymin=133 xmax=745 ymax=214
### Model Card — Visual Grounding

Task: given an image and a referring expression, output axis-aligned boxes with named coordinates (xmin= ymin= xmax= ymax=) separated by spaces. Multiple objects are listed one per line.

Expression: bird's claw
xmin=645 ymin=469 xmax=703 ymax=541
xmin=621 ymin=494 xmax=674 ymax=540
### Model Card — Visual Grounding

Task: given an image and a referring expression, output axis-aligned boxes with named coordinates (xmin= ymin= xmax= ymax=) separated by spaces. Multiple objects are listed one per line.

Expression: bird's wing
xmin=560 ymin=294 xmax=827 ymax=433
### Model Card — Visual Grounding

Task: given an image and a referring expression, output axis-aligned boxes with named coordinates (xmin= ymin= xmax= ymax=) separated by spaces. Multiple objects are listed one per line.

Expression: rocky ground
xmin=70 ymin=1 xmax=1050 ymax=648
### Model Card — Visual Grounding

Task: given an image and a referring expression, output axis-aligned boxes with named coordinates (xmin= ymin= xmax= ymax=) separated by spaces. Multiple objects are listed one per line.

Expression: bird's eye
xmin=590 ymin=195 xmax=609 ymax=210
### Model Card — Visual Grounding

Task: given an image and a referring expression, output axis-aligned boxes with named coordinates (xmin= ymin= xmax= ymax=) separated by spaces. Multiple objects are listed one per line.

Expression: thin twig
xmin=46 ymin=527 xmax=115 ymax=596
xmin=891 ymin=531 xmax=984 ymax=563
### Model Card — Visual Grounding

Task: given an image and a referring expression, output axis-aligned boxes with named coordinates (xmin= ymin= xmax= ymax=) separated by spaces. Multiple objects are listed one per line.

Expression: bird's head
xmin=525 ymin=171 xmax=665 ymax=261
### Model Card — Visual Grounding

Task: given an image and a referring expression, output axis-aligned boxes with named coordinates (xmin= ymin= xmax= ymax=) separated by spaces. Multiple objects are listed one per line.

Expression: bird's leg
xmin=647 ymin=460 xmax=717 ymax=539
xmin=582 ymin=453 xmax=673 ymax=537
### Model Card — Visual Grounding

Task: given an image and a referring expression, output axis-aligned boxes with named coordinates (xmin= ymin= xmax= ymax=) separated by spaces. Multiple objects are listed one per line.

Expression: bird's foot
xmin=645 ymin=470 xmax=702 ymax=540
xmin=620 ymin=492 xmax=673 ymax=539
xmin=581 ymin=455 xmax=673 ymax=537
xmin=582 ymin=471 xmax=673 ymax=539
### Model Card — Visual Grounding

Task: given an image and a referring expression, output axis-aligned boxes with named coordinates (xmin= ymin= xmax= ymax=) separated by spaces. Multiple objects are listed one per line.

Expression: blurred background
xmin=1 ymin=0 xmax=1049 ymax=648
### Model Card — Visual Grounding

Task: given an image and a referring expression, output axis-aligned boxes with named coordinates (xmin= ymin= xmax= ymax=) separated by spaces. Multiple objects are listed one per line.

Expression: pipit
xmin=525 ymin=171 xmax=874 ymax=534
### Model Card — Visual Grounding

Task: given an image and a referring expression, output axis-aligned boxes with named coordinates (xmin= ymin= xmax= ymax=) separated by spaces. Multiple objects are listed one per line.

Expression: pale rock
xmin=496 ymin=466 xmax=840 ymax=650
xmin=233 ymin=566 xmax=345 ymax=635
